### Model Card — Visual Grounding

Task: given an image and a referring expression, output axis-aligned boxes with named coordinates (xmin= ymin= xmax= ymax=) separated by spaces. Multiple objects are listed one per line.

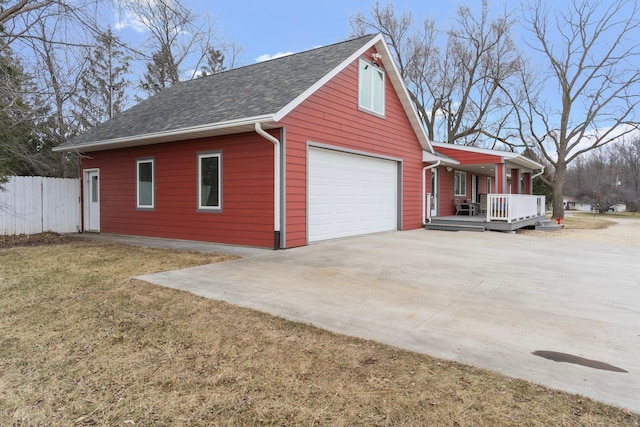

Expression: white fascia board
xmin=505 ymin=156 xmax=544 ymax=171
xmin=53 ymin=115 xmax=275 ymax=152
xmin=423 ymin=150 xmax=459 ymax=164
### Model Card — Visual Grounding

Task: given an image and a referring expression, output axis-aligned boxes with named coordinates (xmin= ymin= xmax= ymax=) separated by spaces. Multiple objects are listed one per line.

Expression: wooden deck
xmin=425 ymin=214 xmax=546 ymax=232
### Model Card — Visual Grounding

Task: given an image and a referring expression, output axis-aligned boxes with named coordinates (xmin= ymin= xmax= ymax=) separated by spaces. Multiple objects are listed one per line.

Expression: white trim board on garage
xmin=307 ymin=146 xmax=399 ymax=242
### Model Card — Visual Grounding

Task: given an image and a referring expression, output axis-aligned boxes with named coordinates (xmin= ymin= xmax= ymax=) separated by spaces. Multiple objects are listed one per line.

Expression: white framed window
xmin=454 ymin=170 xmax=466 ymax=196
xmin=358 ymin=59 xmax=385 ymax=116
xmin=198 ymin=152 xmax=222 ymax=211
xmin=487 ymin=177 xmax=492 ymax=194
xmin=136 ymin=158 xmax=154 ymax=209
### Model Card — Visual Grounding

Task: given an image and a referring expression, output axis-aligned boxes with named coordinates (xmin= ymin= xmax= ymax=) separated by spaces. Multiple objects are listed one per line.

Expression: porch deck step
xmin=535 ymin=219 xmax=562 ymax=231
xmin=425 ymin=223 xmax=486 ymax=232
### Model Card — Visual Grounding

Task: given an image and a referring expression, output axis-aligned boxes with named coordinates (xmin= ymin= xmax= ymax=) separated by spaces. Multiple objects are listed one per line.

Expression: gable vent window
xmin=358 ymin=58 xmax=385 ymax=116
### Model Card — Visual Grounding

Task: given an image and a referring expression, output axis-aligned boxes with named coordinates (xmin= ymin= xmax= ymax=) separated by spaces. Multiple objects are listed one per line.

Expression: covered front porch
xmin=422 ymin=142 xmax=547 ymax=232
xmin=426 ymin=194 xmax=546 ymax=232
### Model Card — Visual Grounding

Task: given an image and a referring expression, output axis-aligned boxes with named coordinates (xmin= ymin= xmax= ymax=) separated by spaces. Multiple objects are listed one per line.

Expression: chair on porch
xmin=454 ymin=199 xmax=474 ymax=215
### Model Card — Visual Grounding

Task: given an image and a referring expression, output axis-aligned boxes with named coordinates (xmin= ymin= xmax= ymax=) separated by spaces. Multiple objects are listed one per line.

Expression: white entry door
xmin=85 ymin=170 xmax=100 ymax=232
xmin=308 ymin=147 xmax=398 ymax=242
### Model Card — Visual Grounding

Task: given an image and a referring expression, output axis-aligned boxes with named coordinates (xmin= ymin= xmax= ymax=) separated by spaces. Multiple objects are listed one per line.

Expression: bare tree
xmin=117 ymin=0 xmax=231 ymax=97
xmin=565 ymin=148 xmax=622 ymax=212
xmin=0 ymin=0 xmax=102 ymax=48
xmin=614 ymin=137 xmax=640 ymax=210
xmin=74 ymin=28 xmax=131 ymax=129
xmin=350 ymin=1 xmax=523 ymax=147
xmin=517 ymin=0 xmax=640 ymax=218
xmin=0 ymin=0 xmax=109 ymax=180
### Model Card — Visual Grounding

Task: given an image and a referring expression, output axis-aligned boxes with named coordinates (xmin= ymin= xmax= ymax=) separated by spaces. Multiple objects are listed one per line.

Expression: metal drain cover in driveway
xmin=533 ymin=350 xmax=629 ymax=373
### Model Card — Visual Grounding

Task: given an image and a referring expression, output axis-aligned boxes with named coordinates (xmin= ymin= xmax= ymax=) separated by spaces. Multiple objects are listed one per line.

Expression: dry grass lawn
xmin=1 ymin=237 xmax=638 ymax=426
xmin=559 ymin=214 xmax=612 ymax=230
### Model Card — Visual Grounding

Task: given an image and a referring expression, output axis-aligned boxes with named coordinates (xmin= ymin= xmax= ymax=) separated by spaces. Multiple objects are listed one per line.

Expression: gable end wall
xmin=280 ymin=49 xmax=425 ymax=248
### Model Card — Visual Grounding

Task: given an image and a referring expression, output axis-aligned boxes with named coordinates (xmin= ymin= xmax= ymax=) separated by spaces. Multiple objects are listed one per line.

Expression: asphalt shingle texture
xmin=60 ymin=35 xmax=377 ymax=149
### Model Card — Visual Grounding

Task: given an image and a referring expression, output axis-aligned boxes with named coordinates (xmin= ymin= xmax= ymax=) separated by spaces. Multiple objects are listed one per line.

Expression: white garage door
xmin=308 ymin=147 xmax=398 ymax=242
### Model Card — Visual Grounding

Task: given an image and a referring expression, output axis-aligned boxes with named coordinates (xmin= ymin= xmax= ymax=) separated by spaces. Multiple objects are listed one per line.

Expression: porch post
xmin=495 ymin=163 xmax=507 ymax=193
xmin=511 ymin=168 xmax=520 ymax=194
xmin=523 ymin=172 xmax=532 ymax=194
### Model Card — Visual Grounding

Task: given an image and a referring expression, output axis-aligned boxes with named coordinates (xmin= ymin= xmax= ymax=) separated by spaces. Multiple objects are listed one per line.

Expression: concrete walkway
xmin=133 ymin=227 xmax=640 ymax=412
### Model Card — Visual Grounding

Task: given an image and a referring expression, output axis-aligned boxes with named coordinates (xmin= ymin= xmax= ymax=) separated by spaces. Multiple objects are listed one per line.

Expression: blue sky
xmin=107 ymin=0 xmax=639 ymax=150
xmin=112 ymin=0 xmax=461 ymax=65
xmin=207 ymin=0 xmax=461 ymax=64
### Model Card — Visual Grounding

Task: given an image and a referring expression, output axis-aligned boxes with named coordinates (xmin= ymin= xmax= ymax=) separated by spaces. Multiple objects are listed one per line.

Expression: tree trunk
xmin=551 ymin=162 xmax=566 ymax=219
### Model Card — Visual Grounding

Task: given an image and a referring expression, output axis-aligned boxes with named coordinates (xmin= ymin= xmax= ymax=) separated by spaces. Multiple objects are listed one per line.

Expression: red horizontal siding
xmin=439 ymin=169 xmax=456 ymax=216
xmin=82 ymin=133 xmax=276 ymax=248
xmin=280 ymin=48 xmax=425 ymax=248
xmin=436 ymin=146 xmax=501 ymax=165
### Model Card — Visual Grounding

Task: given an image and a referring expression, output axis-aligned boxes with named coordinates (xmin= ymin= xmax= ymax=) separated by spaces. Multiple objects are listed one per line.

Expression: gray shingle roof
xmin=59 ymin=35 xmax=377 ymax=149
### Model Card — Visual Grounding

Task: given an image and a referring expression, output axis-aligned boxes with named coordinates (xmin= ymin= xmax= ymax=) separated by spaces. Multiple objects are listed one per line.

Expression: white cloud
xmin=114 ymin=9 xmax=148 ymax=33
xmin=255 ymin=51 xmax=294 ymax=63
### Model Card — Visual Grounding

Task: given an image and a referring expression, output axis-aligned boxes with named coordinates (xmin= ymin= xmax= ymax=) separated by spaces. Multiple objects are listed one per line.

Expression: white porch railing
xmin=487 ymin=194 xmax=545 ymax=223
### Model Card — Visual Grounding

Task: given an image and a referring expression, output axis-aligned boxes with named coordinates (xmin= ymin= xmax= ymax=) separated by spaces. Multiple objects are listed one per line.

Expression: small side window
xmin=136 ymin=158 xmax=154 ymax=209
xmin=198 ymin=152 xmax=222 ymax=211
xmin=454 ymin=171 xmax=467 ymax=197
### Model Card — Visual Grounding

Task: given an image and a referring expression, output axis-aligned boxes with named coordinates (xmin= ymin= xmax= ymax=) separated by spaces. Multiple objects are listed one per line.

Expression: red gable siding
xmin=280 ymin=49 xmax=425 ymax=248
xmin=436 ymin=146 xmax=501 ymax=165
xmin=82 ymin=133 xmax=275 ymax=247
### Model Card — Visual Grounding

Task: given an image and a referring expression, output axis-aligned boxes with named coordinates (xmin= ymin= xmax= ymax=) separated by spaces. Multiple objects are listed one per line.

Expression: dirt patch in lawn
xmin=0 ymin=231 xmax=76 ymax=248
xmin=1 ymin=241 xmax=638 ymax=426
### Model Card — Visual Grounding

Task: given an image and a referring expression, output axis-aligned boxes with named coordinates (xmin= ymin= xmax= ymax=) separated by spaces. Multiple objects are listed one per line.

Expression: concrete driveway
xmin=137 ymin=226 xmax=640 ymax=412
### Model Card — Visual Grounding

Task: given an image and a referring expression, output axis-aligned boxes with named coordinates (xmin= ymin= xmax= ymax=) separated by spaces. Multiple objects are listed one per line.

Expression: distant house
xmin=564 ymin=196 xmax=593 ymax=212
xmin=55 ymin=34 xmax=546 ymax=248
xmin=564 ymin=196 xmax=627 ymax=213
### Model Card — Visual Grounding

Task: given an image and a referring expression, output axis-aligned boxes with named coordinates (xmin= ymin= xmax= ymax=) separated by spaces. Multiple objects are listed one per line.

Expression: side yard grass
xmin=562 ymin=214 xmax=613 ymax=229
xmin=1 ymin=238 xmax=637 ymax=426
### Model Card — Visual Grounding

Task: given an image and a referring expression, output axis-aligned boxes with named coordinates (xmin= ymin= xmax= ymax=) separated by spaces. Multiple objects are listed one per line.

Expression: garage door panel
xmin=308 ymin=148 xmax=398 ymax=242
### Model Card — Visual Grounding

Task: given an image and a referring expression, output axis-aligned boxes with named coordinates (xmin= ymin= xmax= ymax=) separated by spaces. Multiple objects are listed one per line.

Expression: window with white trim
xmin=358 ymin=59 xmax=385 ymax=115
xmin=454 ymin=170 xmax=466 ymax=196
xmin=198 ymin=152 xmax=222 ymax=211
xmin=136 ymin=158 xmax=154 ymax=209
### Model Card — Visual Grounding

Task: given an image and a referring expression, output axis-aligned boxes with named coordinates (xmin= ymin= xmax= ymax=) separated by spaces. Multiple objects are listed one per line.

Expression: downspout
xmin=532 ymin=166 xmax=545 ymax=180
xmin=255 ymin=122 xmax=281 ymax=249
xmin=422 ymin=160 xmax=441 ymax=225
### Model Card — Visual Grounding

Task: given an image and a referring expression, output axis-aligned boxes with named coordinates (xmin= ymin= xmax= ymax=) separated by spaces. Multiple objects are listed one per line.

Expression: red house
xmin=56 ymin=34 xmax=546 ymax=248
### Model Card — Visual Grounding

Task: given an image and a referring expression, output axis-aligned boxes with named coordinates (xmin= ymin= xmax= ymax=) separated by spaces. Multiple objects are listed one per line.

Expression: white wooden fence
xmin=0 ymin=176 xmax=81 ymax=235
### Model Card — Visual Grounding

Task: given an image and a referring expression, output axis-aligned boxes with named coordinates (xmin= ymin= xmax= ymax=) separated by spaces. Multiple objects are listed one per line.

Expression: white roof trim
xmin=53 ymin=115 xmax=275 ymax=152
xmin=273 ymin=33 xmax=433 ymax=153
xmin=423 ymin=150 xmax=459 ymax=164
